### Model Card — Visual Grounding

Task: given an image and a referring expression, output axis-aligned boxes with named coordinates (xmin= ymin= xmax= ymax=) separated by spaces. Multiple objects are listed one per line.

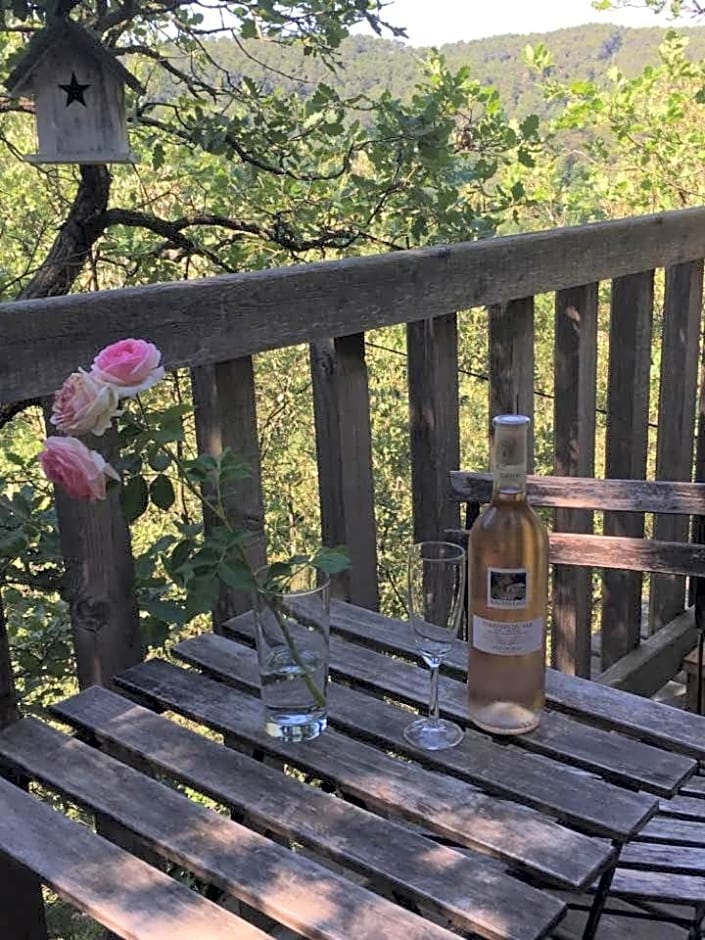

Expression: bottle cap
xmin=493 ymin=414 xmax=530 ymax=428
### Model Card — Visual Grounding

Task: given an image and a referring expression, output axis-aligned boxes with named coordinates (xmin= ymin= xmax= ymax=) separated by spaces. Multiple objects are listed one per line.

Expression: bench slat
xmin=114 ymin=655 xmax=615 ymax=888
xmin=322 ymin=600 xmax=705 ymax=762
xmin=0 ymin=718 xmax=463 ymax=940
xmin=446 ymin=528 xmax=705 ymax=576
xmin=450 ymin=472 xmax=705 ymax=515
xmin=549 ymin=532 xmax=705 ymax=576
xmin=0 ymin=774 xmax=263 ymax=940
xmin=50 ymin=686 xmax=566 ymax=940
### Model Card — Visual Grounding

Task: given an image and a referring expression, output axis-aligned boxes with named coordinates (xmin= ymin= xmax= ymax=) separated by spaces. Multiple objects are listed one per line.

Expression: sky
xmin=362 ymin=0 xmax=683 ymax=47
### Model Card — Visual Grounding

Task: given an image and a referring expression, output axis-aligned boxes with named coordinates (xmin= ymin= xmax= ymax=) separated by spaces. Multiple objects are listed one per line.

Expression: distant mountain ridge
xmin=209 ymin=23 xmax=705 ymax=118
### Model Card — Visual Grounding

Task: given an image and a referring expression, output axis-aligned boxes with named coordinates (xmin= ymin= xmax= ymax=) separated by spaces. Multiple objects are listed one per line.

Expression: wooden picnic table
xmin=3 ymin=600 xmax=705 ymax=940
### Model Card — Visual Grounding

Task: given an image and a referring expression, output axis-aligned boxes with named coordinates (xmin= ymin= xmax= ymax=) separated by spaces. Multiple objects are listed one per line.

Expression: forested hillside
xmin=205 ymin=23 xmax=705 ymax=118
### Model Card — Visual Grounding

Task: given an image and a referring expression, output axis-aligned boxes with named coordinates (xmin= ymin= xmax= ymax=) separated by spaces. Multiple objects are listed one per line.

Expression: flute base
xmin=403 ymin=716 xmax=463 ymax=751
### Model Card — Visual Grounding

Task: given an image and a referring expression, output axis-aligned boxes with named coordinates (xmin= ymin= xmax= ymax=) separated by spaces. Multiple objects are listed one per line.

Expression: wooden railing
xmin=2 ymin=206 xmax=705 ymax=693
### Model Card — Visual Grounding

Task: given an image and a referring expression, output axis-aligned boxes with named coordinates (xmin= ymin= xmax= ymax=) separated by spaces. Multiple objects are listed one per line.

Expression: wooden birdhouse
xmin=5 ymin=18 xmax=144 ymax=165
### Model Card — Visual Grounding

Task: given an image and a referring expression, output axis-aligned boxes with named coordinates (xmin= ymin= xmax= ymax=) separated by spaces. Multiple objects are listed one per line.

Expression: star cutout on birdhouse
xmin=58 ymin=71 xmax=90 ymax=107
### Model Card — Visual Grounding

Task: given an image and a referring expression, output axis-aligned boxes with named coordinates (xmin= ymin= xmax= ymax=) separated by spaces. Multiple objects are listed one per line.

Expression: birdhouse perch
xmin=5 ymin=18 xmax=143 ymax=165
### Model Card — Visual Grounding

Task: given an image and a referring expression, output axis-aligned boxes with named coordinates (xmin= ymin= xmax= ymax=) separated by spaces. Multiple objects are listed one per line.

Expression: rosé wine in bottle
xmin=467 ymin=415 xmax=549 ymax=735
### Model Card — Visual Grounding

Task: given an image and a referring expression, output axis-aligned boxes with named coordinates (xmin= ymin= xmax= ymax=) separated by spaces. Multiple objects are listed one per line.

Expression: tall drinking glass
xmin=404 ymin=540 xmax=466 ymax=750
xmin=254 ymin=564 xmax=330 ymax=743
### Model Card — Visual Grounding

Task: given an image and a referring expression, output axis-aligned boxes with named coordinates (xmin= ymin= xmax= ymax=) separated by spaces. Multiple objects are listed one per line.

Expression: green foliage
xmin=524 ymin=29 xmax=705 ymax=223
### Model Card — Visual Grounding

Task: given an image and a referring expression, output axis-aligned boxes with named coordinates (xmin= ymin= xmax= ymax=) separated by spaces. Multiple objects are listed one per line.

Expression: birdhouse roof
xmin=6 ymin=18 xmax=144 ymax=96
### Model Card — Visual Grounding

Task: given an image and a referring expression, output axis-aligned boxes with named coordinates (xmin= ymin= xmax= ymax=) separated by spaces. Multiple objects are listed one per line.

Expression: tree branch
xmin=19 ymin=165 xmax=111 ymax=301
xmin=98 ymin=206 xmax=362 ymax=253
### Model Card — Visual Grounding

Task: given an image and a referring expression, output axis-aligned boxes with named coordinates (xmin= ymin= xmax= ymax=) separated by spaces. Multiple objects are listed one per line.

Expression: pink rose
xmin=50 ymin=369 xmax=120 ymax=437
xmin=39 ymin=437 xmax=120 ymax=502
xmin=91 ymin=338 xmax=165 ymax=397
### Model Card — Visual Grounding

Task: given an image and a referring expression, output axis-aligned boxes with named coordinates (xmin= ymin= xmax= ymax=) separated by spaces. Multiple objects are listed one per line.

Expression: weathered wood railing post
xmin=310 ymin=335 xmax=379 ymax=608
xmin=407 ymin=314 xmax=460 ymax=543
xmin=488 ymin=297 xmax=535 ymax=463
xmin=191 ymin=358 xmax=267 ymax=623
xmin=553 ymin=284 xmax=598 ymax=677
xmin=651 ymin=260 xmax=703 ymax=632
xmin=53 ymin=425 xmax=143 ymax=690
xmin=0 ymin=593 xmax=49 ymax=939
xmin=602 ymin=271 xmax=654 ymax=669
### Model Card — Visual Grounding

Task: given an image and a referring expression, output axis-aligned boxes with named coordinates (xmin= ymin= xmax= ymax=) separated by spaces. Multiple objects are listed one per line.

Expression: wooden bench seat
xmin=0 ymin=773 xmax=265 ymax=940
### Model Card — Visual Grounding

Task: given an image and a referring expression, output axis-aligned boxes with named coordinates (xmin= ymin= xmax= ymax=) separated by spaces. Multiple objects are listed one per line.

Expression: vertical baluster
xmin=53 ymin=422 xmax=143 ymax=690
xmin=602 ymin=271 xmax=654 ymax=669
xmin=191 ymin=358 xmax=267 ymax=623
xmin=488 ymin=297 xmax=535 ymax=464
xmin=407 ymin=314 xmax=460 ymax=543
xmin=553 ymin=284 xmax=598 ymax=677
xmin=310 ymin=334 xmax=378 ymax=609
xmin=651 ymin=260 xmax=703 ymax=632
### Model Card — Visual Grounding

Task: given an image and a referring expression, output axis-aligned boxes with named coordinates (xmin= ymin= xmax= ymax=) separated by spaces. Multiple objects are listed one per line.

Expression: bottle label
xmin=472 ymin=615 xmax=544 ymax=656
xmin=495 ymin=462 xmax=526 ymax=491
xmin=487 ymin=567 xmax=529 ymax=609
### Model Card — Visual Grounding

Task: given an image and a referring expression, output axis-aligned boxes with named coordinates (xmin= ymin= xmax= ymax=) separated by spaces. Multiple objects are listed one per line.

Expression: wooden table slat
xmin=174 ymin=632 xmax=658 ymax=839
xmin=114 ymin=655 xmax=616 ymax=888
xmin=609 ymin=868 xmax=705 ymax=904
xmin=0 ymin=775 xmax=265 ymax=940
xmin=0 ymin=717 xmax=471 ymax=940
xmin=680 ymin=775 xmax=705 ymax=798
xmin=49 ymin=686 xmax=567 ymax=940
xmin=658 ymin=795 xmax=705 ymax=820
xmin=223 ymin=615 xmax=695 ymax=797
xmin=638 ymin=817 xmax=705 ymax=846
xmin=317 ymin=600 xmax=705 ymax=762
xmin=620 ymin=841 xmax=705 ymax=874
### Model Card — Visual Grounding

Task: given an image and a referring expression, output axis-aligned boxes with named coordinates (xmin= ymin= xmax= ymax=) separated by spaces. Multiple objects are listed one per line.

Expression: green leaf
xmin=141 ymin=597 xmax=186 ymax=626
xmin=219 ymin=450 xmax=252 ymax=482
xmin=141 ymin=615 xmax=171 ymax=649
xmin=150 ymin=474 xmax=175 ymax=511
xmin=148 ymin=450 xmax=171 ymax=472
xmin=120 ymin=475 xmax=149 ymax=524
xmin=519 ymin=114 xmax=539 ymax=137
xmin=217 ymin=561 xmax=255 ymax=592
xmin=240 ymin=18 xmax=258 ymax=39
xmin=169 ymin=539 xmax=193 ymax=572
xmin=311 ymin=546 xmax=351 ymax=575
xmin=184 ymin=574 xmax=219 ymax=620
xmin=152 ymin=142 xmax=166 ymax=171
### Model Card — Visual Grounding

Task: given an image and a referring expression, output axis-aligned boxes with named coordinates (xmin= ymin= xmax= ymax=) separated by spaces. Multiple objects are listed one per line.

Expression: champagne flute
xmin=404 ymin=540 xmax=466 ymax=750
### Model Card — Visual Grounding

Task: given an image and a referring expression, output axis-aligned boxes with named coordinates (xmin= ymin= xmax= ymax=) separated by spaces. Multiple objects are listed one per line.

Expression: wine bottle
xmin=467 ymin=414 xmax=549 ymax=735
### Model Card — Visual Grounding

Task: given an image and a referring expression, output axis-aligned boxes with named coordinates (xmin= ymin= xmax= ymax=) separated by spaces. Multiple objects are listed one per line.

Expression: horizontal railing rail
xmin=3 ymin=207 xmax=705 ymax=402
